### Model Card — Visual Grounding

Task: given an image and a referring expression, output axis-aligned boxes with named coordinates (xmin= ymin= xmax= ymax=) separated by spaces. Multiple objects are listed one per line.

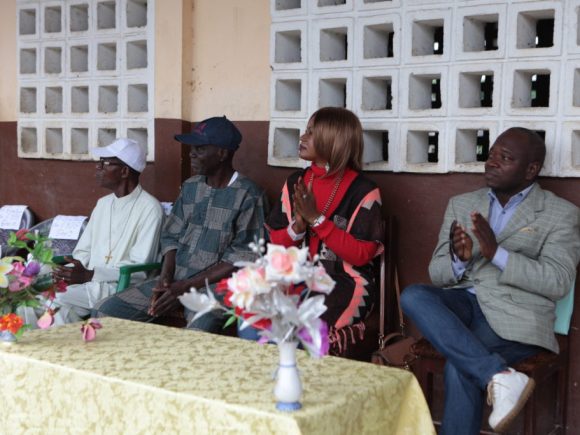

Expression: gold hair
xmin=310 ymin=107 xmax=363 ymax=175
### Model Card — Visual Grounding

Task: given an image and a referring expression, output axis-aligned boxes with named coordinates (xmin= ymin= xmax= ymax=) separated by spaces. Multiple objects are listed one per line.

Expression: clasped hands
xmin=291 ymin=176 xmax=322 ymax=234
xmin=148 ymin=277 xmax=189 ymax=317
xmin=450 ymin=212 xmax=498 ymax=261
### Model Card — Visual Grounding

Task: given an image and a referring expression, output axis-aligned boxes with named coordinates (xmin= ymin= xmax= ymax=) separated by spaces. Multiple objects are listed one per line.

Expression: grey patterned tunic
xmin=162 ymin=174 xmax=267 ymax=280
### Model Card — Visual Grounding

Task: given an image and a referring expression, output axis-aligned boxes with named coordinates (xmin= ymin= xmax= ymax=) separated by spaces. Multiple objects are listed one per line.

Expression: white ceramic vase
xmin=274 ymin=340 xmax=302 ymax=411
xmin=0 ymin=330 xmax=17 ymax=345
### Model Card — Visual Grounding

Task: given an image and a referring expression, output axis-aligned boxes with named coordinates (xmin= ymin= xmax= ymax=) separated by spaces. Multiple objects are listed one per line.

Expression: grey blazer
xmin=429 ymin=184 xmax=580 ymax=353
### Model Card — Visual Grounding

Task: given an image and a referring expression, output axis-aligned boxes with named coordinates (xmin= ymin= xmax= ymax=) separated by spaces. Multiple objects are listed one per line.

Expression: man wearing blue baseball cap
xmin=95 ymin=117 xmax=268 ymax=333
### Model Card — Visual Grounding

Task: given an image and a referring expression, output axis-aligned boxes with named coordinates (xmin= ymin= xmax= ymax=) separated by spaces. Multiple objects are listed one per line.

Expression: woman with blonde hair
xmin=266 ymin=107 xmax=384 ymax=353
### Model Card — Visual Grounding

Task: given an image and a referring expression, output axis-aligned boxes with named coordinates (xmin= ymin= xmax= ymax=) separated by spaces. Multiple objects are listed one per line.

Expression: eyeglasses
xmin=96 ymin=160 xmax=125 ymax=170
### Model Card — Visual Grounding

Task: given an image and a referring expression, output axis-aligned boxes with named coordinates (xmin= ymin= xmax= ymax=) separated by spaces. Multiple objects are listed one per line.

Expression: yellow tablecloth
xmin=0 ymin=318 xmax=434 ymax=434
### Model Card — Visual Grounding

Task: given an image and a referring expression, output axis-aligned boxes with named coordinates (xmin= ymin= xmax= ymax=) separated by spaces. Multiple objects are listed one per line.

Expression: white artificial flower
xmin=297 ymin=294 xmax=328 ymax=325
xmin=264 ymin=244 xmax=308 ymax=284
xmin=305 ymin=265 xmax=335 ymax=295
xmin=178 ymin=288 xmax=223 ymax=324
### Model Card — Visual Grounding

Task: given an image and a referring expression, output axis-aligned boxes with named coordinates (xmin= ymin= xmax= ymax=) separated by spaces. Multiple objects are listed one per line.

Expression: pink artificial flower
xmin=14 ymin=229 xmax=30 ymax=241
xmin=227 ymin=266 xmax=270 ymax=310
xmin=264 ymin=244 xmax=308 ymax=284
xmin=81 ymin=318 xmax=102 ymax=342
xmin=8 ymin=262 xmax=25 ymax=276
xmin=8 ymin=263 xmax=34 ymax=292
xmin=37 ymin=309 xmax=55 ymax=329
xmin=319 ymin=321 xmax=330 ymax=356
xmin=297 ymin=319 xmax=329 ymax=358
xmin=270 ymin=251 xmax=293 ymax=274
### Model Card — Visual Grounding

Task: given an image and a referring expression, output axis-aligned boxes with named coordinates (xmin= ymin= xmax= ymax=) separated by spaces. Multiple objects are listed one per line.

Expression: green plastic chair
xmin=116 ymin=262 xmax=161 ymax=292
xmin=554 ymin=281 xmax=575 ymax=335
xmin=53 ymin=255 xmax=161 ymax=293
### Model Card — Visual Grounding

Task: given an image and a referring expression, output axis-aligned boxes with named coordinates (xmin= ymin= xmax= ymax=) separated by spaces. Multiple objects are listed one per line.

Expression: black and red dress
xmin=266 ymin=164 xmax=384 ymax=329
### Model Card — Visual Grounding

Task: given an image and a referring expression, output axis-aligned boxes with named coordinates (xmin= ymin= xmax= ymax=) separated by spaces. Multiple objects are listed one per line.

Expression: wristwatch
xmin=311 ymin=214 xmax=326 ymax=227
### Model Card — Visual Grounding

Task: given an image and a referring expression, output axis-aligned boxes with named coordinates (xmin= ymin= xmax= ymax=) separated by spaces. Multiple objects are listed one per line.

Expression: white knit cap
xmin=91 ymin=138 xmax=146 ymax=173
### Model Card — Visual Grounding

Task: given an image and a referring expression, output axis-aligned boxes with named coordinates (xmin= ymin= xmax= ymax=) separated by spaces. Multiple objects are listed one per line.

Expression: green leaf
xmin=1 ymin=256 xmax=25 ymax=263
xmin=223 ymin=314 xmax=237 ymax=329
xmin=14 ymin=324 xmax=31 ymax=339
xmin=38 ymin=249 xmax=54 ymax=264
xmin=8 ymin=239 xmax=27 ymax=249
xmin=23 ymin=299 xmax=41 ymax=308
xmin=32 ymin=275 xmax=54 ymax=292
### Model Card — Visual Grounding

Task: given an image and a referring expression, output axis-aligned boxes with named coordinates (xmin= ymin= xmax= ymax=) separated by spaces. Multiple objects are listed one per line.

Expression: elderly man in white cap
xmin=50 ymin=138 xmax=164 ymax=324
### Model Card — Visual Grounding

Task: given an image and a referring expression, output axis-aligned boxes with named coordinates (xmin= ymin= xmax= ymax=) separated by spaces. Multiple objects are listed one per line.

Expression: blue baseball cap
xmin=174 ymin=116 xmax=242 ymax=150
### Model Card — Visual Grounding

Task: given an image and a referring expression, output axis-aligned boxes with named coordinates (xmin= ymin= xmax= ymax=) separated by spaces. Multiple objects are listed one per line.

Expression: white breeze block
xmin=399 ymin=121 xmax=448 ymax=173
xmin=449 ymin=120 xmax=498 ymax=173
xmin=309 ymin=70 xmax=353 ymax=114
xmin=401 ymin=65 xmax=448 ymax=118
xmin=560 ymin=121 xmax=580 ymax=176
xmin=271 ymin=71 xmax=309 ymax=119
xmin=507 ymin=1 xmax=562 ymax=58
xmin=354 ymin=68 xmax=399 ymax=118
xmin=564 ymin=59 xmax=580 ymax=116
xmin=267 ymin=0 xmax=580 ymax=176
xmin=565 ymin=0 xmax=580 ymax=54
xmin=312 ymin=0 xmax=354 ymax=16
xmin=361 ymin=120 xmax=399 ymax=172
xmin=503 ymin=60 xmax=560 ymax=116
xmin=17 ymin=0 xmax=154 ymax=161
xmin=355 ymin=13 xmax=401 ymax=68
xmin=311 ymin=17 xmax=354 ymax=69
xmin=268 ymin=120 xmax=306 ymax=168
xmin=356 ymin=0 xmax=401 ymax=13
xmin=454 ymin=3 xmax=507 ymax=61
xmin=19 ymin=4 xmax=39 ymax=38
xmin=271 ymin=21 xmax=308 ymax=70
xmin=449 ymin=62 xmax=502 ymax=117
xmin=403 ymin=8 xmax=452 ymax=64
xmin=270 ymin=0 xmax=307 ymax=19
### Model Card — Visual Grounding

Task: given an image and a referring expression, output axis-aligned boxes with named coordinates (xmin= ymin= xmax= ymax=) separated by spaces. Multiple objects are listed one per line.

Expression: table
xmin=0 ymin=318 xmax=435 ymax=434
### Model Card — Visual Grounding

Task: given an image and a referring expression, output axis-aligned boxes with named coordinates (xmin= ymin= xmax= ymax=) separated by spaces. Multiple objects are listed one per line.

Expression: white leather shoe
xmin=487 ymin=368 xmax=535 ymax=433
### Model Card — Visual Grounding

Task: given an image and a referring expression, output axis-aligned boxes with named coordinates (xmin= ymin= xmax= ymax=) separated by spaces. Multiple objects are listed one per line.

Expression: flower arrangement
xmin=179 ymin=241 xmax=335 ymax=358
xmin=0 ymin=230 xmax=104 ymax=343
xmin=0 ymin=230 xmax=64 ymax=338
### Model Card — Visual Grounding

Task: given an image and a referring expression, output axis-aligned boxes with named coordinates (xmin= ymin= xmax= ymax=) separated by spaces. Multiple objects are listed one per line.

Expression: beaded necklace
xmin=306 ymin=169 xmax=344 ymax=234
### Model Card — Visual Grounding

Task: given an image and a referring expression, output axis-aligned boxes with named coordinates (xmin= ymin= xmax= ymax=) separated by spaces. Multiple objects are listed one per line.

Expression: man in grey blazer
xmin=402 ymin=127 xmax=580 ymax=435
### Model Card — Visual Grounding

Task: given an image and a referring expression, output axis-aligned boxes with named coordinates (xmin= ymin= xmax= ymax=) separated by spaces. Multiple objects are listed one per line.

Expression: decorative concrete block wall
xmin=269 ymin=0 xmax=579 ymax=177
xmin=16 ymin=0 xmax=154 ymax=161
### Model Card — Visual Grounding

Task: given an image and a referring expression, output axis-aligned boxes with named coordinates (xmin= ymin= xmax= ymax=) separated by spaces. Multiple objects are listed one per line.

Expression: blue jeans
xmin=401 ymin=284 xmax=540 ymax=435
xmin=237 ymin=323 xmax=261 ymax=341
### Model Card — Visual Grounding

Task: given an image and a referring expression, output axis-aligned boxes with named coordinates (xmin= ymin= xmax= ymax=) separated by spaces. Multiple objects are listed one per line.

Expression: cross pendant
xmin=105 ymin=254 xmax=113 ymax=264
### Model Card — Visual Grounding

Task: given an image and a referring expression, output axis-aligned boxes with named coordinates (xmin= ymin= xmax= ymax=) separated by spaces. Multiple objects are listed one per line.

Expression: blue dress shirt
xmin=451 ymin=183 xmax=535 ymax=292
